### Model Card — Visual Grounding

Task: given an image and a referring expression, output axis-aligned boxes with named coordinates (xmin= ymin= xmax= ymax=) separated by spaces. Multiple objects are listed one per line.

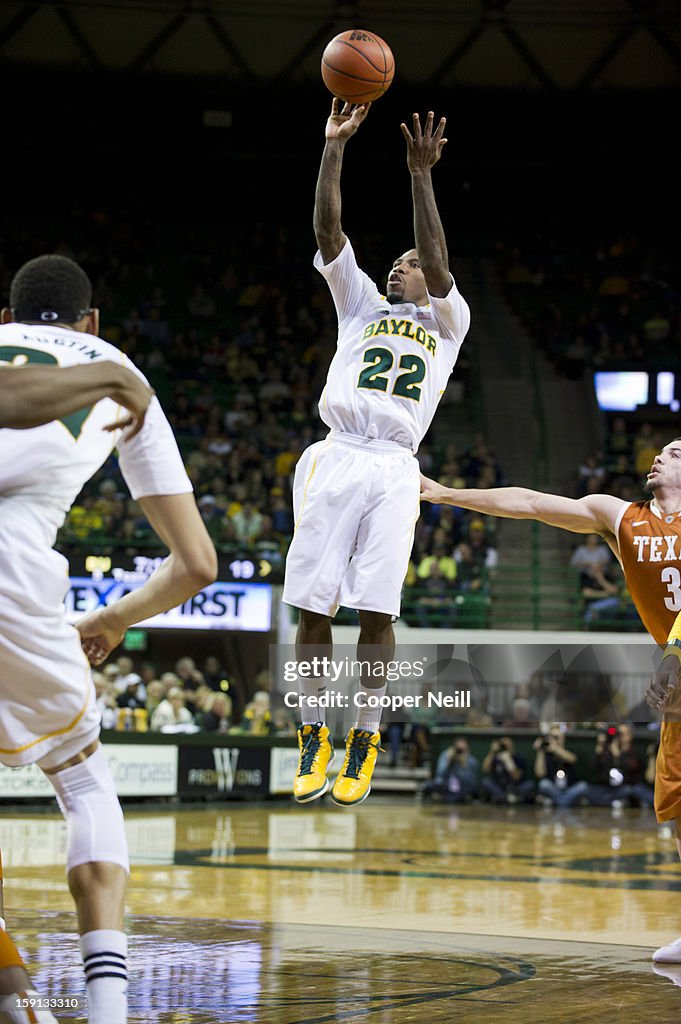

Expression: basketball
xmin=321 ymin=30 xmax=394 ymax=105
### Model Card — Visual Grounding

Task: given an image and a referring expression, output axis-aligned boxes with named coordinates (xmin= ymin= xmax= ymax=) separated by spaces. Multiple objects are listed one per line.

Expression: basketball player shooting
xmin=420 ymin=438 xmax=681 ymax=963
xmin=283 ymin=100 xmax=470 ymax=807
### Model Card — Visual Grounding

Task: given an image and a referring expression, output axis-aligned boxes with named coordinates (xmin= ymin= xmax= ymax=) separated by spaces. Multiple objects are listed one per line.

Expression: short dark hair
xmin=9 ymin=254 xmax=92 ymax=324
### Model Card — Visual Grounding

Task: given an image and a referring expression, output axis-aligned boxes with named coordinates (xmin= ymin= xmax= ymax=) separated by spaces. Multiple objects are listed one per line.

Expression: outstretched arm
xmin=0 ymin=361 xmax=153 ymax=438
xmin=314 ymin=99 xmax=371 ymax=265
xmin=420 ymin=476 xmax=624 ymax=540
xmin=77 ymin=493 xmax=217 ymax=664
xmin=401 ymin=111 xmax=450 ymax=298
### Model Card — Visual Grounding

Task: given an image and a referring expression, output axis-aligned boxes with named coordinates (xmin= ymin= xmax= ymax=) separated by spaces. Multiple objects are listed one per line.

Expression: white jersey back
xmin=0 ymin=323 xmax=191 ymax=548
xmin=315 ymin=240 xmax=470 ymax=450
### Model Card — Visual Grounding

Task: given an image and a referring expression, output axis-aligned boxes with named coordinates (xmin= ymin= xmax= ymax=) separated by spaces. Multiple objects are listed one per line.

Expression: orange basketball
xmin=321 ymin=30 xmax=394 ymax=105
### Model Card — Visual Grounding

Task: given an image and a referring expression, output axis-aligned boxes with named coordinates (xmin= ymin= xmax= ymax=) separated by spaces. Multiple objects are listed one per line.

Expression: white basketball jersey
xmin=314 ymin=240 xmax=470 ymax=450
xmin=0 ymin=323 xmax=191 ymax=548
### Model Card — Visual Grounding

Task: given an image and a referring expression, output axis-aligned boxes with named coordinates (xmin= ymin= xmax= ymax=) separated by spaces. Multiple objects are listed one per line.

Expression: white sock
xmin=80 ymin=929 xmax=127 ymax=1024
xmin=299 ymin=678 xmax=327 ymax=726
xmin=355 ymin=684 xmax=386 ymax=733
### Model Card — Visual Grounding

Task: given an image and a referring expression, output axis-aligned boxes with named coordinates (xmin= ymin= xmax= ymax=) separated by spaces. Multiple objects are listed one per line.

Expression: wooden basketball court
xmin=1 ymin=800 xmax=680 ymax=1022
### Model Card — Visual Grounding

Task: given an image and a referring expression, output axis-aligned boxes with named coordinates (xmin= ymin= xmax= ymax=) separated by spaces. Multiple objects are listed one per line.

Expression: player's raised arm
xmin=0 ymin=360 xmax=153 ymax=437
xmin=401 ymin=111 xmax=450 ymax=298
xmin=420 ymin=476 xmax=624 ymax=538
xmin=314 ymin=99 xmax=371 ymax=265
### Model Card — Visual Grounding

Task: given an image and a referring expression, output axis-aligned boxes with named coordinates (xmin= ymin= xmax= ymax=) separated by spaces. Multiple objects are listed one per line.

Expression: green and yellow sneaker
xmin=331 ymin=728 xmax=382 ymax=807
xmin=293 ymin=723 xmax=334 ymax=803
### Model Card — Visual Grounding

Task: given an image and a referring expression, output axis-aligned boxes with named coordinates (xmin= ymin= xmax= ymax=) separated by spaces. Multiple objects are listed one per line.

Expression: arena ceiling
xmin=2 ymin=0 xmax=680 ymax=92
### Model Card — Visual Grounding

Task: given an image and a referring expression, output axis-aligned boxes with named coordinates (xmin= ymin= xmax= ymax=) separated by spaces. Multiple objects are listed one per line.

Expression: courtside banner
xmin=65 ymin=577 xmax=272 ymax=631
xmin=177 ymin=744 xmax=270 ymax=797
xmin=0 ymin=743 xmax=178 ymax=798
xmin=270 ymin=640 xmax=664 ymax=728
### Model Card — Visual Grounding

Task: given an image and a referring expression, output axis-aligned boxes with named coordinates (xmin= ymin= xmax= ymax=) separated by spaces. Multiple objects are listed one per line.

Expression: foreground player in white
xmin=0 ymin=255 xmax=217 ymax=1024
xmin=283 ymin=100 xmax=470 ymax=806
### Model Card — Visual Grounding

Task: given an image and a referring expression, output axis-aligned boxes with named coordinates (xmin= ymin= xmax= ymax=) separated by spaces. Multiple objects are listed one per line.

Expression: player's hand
xmin=401 ymin=111 xmax=447 ymax=174
xmin=104 ymin=364 xmax=154 ymax=441
xmin=646 ymin=654 xmax=681 ymax=711
xmin=76 ymin=610 xmax=126 ymax=666
xmin=325 ymin=98 xmax=371 ymax=140
xmin=420 ymin=474 xmax=446 ymax=504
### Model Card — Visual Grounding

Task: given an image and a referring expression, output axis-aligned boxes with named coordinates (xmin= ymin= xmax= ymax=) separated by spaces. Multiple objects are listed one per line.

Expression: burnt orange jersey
xmin=617 ymin=499 xmax=681 ymax=646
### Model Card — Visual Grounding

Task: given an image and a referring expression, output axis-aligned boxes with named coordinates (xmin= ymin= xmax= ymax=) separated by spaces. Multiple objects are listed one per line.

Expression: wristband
xmin=663 ymin=638 xmax=681 ymax=662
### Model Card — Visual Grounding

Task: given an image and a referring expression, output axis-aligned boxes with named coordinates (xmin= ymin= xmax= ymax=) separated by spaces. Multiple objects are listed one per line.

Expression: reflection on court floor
xmin=1 ymin=802 xmax=680 ymax=1022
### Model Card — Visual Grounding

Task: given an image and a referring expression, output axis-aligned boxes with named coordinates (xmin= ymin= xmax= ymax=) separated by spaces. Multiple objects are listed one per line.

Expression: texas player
xmin=420 ymin=436 xmax=681 ymax=963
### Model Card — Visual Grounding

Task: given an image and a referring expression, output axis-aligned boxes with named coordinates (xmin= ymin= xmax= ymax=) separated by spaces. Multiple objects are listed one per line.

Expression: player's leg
xmin=651 ymin=819 xmax=681 ymax=962
xmin=41 ymin=740 xmax=129 ymax=1024
xmin=292 ymin=610 xmax=335 ymax=803
xmin=283 ymin=440 xmax=365 ymax=803
xmin=331 ymin=609 xmax=393 ymax=807
xmin=331 ymin=449 xmax=419 ymax=807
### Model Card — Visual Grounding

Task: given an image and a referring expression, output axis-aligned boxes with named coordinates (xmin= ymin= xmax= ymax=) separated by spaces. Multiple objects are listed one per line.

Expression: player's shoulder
xmin=621 ymin=499 xmax=652 ymax=518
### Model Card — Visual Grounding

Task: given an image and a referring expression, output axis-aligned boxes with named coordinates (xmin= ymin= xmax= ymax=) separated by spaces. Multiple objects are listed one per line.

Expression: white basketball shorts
xmin=283 ymin=431 xmax=421 ymax=618
xmin=0 ymin=539 xmax=100 ymax=769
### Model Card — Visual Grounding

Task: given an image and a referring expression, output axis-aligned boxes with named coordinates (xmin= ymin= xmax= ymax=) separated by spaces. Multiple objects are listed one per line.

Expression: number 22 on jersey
xmin=357 ymin=346 xmax=426 ymax=402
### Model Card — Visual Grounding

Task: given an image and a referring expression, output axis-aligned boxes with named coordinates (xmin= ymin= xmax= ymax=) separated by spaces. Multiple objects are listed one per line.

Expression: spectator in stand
xmin=184 ymin=684 xmax=213 ymax=719
xmin=175 ymin=656 xmax=204 ymax=693
xmin=608 ymin=416 xmax=631 ymax=458
xmin=93 ymin=672 xmax=119 ymax=731
xmin=502 ymin=696 xmax=537 ymax=730
xmin=634 ymin=425 xmax=663 ymax=478
xmin=526 ymin=673 xmax=550 ymax=721
xmin=604 ymin=453 xmax=639 ymax=497
xmin=463 ymin=437 xmax=505 ymax=487
xmin=145 ymin=680 xmax=166 ymax=720
xmin=587 ymin=724 xmax=654 ymax=807
xmin=150 ymin=687 xmax=195 ymax=732
xmin=577 ymin=455 xmax=606 ymax=497
xmin=452 ymin=541 xmax=485 ymax=594
xmin=196 ymin=692 xmax=233 ymax=733
xmin=570 ymin=533 xmax=613 ymax=584
xmin=421 ymin=738 xmax=480 ymax=803
xmin=116 ymin=674 xmax=146 ymax=711
xmin=533 ymin=724 xmax=588 ymax=808
xmin=415 ymin=562 xmax=458 ymax=628
xmin=229 ymin=499 xmax=264 ymax=545
xmin=234 ymin=690 xmax=271 ymax=735
xmin=417 ymin=528 xmax=457 ymax=581
xmin=481 ymin=737 xmax=535 ymax=805
xmin=270 ymin=707 xmax=297 ymax=736
xmin=581 ymin=569 xmax=621 ymax=626
xmin=201 ymin=655 xmax=230 ymax=692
